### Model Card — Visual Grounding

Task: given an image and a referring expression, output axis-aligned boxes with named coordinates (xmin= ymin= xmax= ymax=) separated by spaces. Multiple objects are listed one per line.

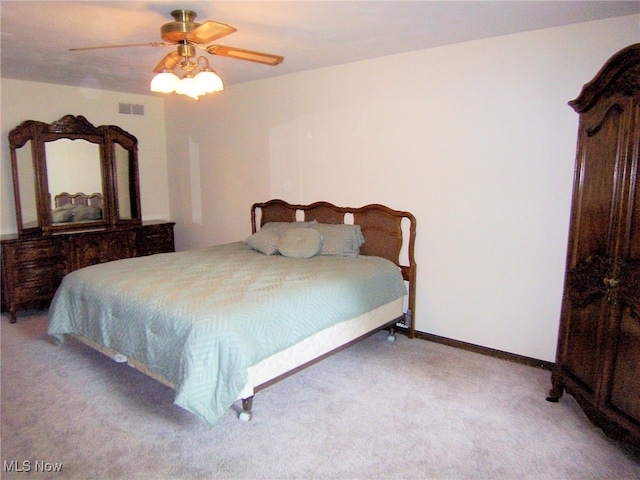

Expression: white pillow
xmin=311 ymin=223 xmax=365 ymax=257
xmin=276 ymin=228 xmax=322 ymax=258
xmin=245 ymin=221 xmax=317 ymax=255
xmin=245 ymin=228 xmax=280 ymax=255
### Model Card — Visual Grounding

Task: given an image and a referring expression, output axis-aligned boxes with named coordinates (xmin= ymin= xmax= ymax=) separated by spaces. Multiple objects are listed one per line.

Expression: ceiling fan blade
xmin=69 ymin=42 xmax=169 ymax=52
xmin=187 ymin=21 xmax=236 ymax=44
xmin=207 ymin=45 xmax=284 ymax=65
xmin=153 ymin=52 xmax=181 ymax=73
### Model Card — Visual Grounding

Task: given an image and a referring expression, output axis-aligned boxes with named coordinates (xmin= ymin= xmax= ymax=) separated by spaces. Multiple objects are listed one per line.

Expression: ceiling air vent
xmin=118 ymin=103 xmax=144 ymax=116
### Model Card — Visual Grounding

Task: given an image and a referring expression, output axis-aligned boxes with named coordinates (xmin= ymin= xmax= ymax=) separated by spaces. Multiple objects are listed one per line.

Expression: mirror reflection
xmin=114 ymin=143 xmax=132 ymax=220
xmin=45 ymin=139 xmax=104 ymax=225
xmin=15 ymin=141 xmax=38 ymax=230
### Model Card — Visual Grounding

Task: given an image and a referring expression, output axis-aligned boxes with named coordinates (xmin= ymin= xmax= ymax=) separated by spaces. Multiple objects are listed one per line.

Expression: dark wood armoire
xmin=547 ymin=43 xmax=640 ymax=448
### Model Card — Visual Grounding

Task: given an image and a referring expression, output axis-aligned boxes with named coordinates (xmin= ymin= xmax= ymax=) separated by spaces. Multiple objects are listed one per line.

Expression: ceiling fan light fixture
xmin=152 ymin=55 xmax=224 ymax=99
xmin=72 ymin=9 xmax=283 ymax=101
xmin=150 ymin=70 xmax=180 ymax=93
xmin=195 ymin=68 xmax=224 ymax=93
xmin=176 ymin=74 xmax=201 ymax=100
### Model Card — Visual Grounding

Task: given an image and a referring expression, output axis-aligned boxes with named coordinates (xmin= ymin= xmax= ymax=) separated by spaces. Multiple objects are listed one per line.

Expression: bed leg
xmin=386 ymin=327 xmax=396 ymax=342
xmin=239 ymin=397 xmax=253 ymax=422
xmin=111 ymin=353 xmax=128 ymax=363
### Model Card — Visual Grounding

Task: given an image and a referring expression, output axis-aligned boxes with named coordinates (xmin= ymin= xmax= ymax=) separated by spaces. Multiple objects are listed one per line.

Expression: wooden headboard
xmin=251 ymin=199 xmax=417 ymax=337
xmin=54 ymin=192 xmax=102 ymax=209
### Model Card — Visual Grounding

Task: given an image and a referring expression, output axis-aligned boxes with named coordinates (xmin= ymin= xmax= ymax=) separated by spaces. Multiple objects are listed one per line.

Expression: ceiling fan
xmin=71 ymin=9 xmax=284 ymax=99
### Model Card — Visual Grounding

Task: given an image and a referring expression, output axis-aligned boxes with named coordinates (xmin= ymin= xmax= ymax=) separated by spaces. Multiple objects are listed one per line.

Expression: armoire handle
xmin=603 ymin=277 xmax=620 ymax=288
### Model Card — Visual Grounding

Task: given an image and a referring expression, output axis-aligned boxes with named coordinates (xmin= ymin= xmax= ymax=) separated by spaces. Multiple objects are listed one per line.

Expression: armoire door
xmin=555 ymin=93 xmax=633 ymax=401
xmin=604 ymin=94 xmax=640 ymax=435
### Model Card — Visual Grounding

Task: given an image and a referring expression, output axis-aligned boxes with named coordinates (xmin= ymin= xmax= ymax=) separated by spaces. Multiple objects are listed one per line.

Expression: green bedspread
xmin=48 ymin=242 xmax=406 ymax=425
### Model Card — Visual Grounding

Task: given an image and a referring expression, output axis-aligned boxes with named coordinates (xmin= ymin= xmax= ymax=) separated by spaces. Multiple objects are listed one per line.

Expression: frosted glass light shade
xmin=195 ymin=70 xmax=224 ymax=93
xmin=150 ymin=63 xmax=224 ymax=99
xmin=150 ymin=71 xmax=180 ymax=93
xmin=176 ymin=75 xmax=200 ymax=99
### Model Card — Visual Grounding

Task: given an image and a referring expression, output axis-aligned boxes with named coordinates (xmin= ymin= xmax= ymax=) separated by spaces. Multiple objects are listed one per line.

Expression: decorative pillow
xmin=245 ymin=221 xmax=317 ymax=255
xmin=245 ymin=228 xmax=280 ymax=255
xmin=85 ymin=206 xmax=102 ymax=220
xmin=70 ymin=204 xmax=102 ymax=221
xmin=311 ymin=223 xmax=365 ymax=257
xmin=52 ymin=206 xmax=73 ymax=223
xmin=277 ymin=227 xmax=322 ymax=258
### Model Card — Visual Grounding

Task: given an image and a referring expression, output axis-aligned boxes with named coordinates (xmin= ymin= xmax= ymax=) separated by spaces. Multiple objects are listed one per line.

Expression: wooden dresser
xmin=3 ymin=115 xmax=175 ymax=324
xmin=1 ymin=220 xmax=175 ymax=323
xmin=547 ymin=44 xmax=640 ymax=447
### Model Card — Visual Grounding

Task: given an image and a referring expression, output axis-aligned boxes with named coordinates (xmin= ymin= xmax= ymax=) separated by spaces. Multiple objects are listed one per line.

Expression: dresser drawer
xmin=136 ymin=223 xmax=175 ymax=256
xmin=3 ymin=240 xmax=65 ymax=264
xmin=12 ymin=278 xmax=62 ymax=304
xmin=142 ymin=228 xmax=173 ymax=246
xmin=13 ymin=262 xmax=66 ymax=286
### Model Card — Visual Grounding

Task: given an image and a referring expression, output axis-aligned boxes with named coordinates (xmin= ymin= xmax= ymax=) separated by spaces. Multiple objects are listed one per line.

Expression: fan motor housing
xmin=161 ymin=10 xmax=199 ymax=42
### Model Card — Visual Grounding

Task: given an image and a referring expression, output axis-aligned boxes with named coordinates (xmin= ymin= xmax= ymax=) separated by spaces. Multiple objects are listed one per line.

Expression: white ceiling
xmin=1 ymin=1 xmax=639 ymax=96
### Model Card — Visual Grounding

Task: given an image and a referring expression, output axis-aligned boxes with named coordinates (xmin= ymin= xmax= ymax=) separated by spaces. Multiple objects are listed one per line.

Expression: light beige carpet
xmin=2 ymin=310 xmax=639 ymax=479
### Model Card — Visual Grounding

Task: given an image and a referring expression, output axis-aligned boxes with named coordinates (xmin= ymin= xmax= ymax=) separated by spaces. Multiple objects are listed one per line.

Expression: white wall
xmin=164 ymin=15 xmax=639 ymax=362
xmin=0 ymin=79 xmax=170 ymax=234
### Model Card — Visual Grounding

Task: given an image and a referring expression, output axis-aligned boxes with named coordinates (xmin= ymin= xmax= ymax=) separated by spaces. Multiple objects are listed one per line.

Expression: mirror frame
xmin=8 ymin=115 xmax=142 ymax=235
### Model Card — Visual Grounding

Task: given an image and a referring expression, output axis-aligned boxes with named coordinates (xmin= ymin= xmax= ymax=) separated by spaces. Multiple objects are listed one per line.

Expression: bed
xmin=47 ymin=199 xmax=417 ymax=425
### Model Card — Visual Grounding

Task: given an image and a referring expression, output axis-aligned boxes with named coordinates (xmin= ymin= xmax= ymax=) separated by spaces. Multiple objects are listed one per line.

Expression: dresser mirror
xmin=45 ymin=138 xmax=103 ymax=226
xmin=114 ymin=142 xmax=137 ymax=220
xmin=14 ymin=140 xmax=38 ymax=231
xmin=8 ymin=115 xmax=141 ymax=235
